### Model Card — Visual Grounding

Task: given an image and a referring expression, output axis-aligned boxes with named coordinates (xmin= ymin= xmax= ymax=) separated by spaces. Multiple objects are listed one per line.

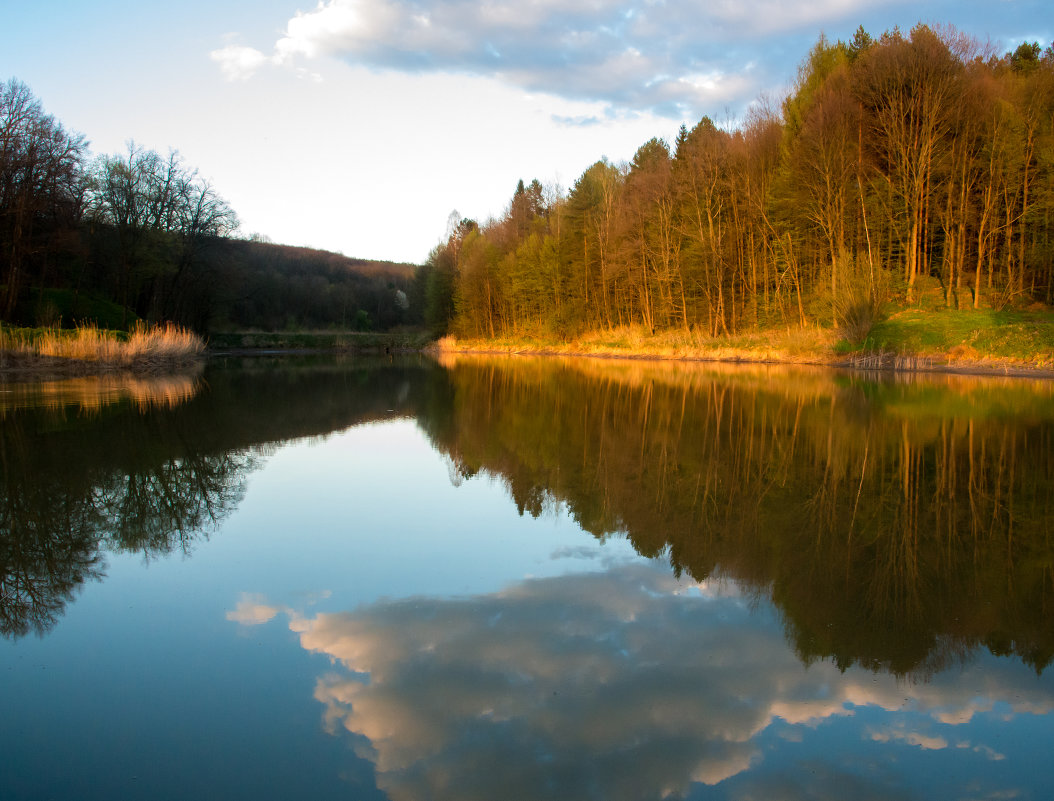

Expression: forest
xmin=5 ymin=24 xmax=1054 ymax=342
xmin=0 ymin=78 xmax=417 ymax=334
xmin=419 ymin=25 xmax=1054 ymax=341
xmin=7 ymin=352 xmax=1051 ymax=673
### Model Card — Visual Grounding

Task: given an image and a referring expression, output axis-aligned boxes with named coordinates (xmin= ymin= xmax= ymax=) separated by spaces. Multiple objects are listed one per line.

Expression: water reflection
xmin=0 ymin=369 xmax=204 ymax=415
xmin=233 ymin=561 xmax=1054 ymax=801
xmin=0 ymin=358 xmax=438 ymax=638
xmin=6 ymin=354 xmax=1054 ymax=672
xmin=424 ymin=356 xmax=1054 ymax=676
xmin=0 ymin=435 xmax=251 ymax=639
xmin=6 ymin=355 xmax=1054 ymax=798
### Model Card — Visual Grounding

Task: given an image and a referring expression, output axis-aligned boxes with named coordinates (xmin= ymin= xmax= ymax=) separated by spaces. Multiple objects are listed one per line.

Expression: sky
xmin=3 ymin=1 xmax=1050 ymax=265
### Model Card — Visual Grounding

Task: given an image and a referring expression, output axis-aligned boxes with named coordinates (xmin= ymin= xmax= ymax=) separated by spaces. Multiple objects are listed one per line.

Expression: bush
xmin=836 ymin=292 xmax=880 ymax=344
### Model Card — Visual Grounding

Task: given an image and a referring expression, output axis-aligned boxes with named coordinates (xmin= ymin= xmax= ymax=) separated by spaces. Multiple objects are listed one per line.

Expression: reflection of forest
xmin=7 ymin=354 xmax=1054 ymax=674
xmin=422 ymin=356 xmax=1054 ymax=675
xmin=0 ymin=357 xmax=446 ymax=638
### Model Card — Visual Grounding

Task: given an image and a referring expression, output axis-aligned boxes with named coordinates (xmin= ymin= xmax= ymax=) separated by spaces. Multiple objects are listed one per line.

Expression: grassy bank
xmin=847 ymin=309 xmax=1054 ymax=370
xmin=437 ymin=307 xmax=1054 ymax=376
xmin=0 ymin=323 xmax=205 ymax=375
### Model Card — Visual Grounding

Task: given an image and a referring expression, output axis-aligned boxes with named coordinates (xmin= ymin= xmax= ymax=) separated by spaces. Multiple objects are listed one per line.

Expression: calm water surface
xmin=2 ymin=355 xmax=1053 ymax=800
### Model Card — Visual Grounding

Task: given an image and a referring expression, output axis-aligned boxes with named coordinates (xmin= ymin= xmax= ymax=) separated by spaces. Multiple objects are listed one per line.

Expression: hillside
xmin=205 ymin=238 xmax=420 ymax=333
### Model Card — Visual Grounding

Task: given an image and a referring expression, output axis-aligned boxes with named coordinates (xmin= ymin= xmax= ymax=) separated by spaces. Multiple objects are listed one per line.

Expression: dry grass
xmin=0 ymin=323 xmax=205 ymax=375
xmin=436 ymin=324 xmax=839 ymax=365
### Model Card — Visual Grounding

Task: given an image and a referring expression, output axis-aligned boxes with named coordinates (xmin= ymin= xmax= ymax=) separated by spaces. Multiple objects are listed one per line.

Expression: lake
xmin=2 ymin=354 xmax=1053 ymax=800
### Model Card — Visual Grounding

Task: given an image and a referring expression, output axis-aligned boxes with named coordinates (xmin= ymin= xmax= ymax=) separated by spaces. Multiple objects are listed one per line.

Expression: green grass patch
xmin=859 ymin=309 xmax=1054 ymax=364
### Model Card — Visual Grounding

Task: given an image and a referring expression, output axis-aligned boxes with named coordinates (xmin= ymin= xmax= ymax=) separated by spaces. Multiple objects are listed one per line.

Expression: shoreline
xmin=0 ymin=351 xmax=206 ymax=379
xmin=430 ymin=338 xmax=1054 ymax=380
xmin=3 ymin=338 xmax=1051 ymax=382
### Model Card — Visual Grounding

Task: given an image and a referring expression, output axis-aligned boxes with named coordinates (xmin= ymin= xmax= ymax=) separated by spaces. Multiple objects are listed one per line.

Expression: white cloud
xmin=972 ymin=744 xmax=1007 ymax=762
xmin=226 ymin=592 xmax=281 ymax=625
xmin=211 ymin=0 xmax=902 ymax=117
xmin=210 ymin=44 xmax=270 ymax=81
xmin=869 ymin=727 xmax=949 ymax=750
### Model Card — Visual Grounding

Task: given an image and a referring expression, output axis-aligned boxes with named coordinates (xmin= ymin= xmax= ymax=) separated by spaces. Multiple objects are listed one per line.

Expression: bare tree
xmin=88 ymin=143 xmax=236 ymax=324
xmin=0 ymin=78 xmax=87 ymax=317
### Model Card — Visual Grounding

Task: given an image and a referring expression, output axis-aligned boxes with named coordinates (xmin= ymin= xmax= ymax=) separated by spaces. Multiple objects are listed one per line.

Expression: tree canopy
xmin=428 ymin=26 xmax=1054 ymax=340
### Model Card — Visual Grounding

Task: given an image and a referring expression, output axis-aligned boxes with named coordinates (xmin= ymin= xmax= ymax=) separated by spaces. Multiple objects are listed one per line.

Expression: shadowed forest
xmin=419 ymin=26 xmax=1054 ymax=340
xmin=0 ymin=79 xmax=417 ymax=334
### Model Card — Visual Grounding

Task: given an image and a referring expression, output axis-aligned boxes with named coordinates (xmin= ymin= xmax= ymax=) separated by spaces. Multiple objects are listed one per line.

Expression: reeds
xmin=0 ymin=322 xmax=205 ymax=375
xmin=846 ymin=351 xmax=934 ymax=371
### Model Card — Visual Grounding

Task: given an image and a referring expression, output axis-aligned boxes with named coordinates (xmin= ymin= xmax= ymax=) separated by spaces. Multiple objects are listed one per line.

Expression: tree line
xmin=0 ymin=77 xmax=416 ymax=333
xmin=419 ymin=25 xmax=1054 ymax=339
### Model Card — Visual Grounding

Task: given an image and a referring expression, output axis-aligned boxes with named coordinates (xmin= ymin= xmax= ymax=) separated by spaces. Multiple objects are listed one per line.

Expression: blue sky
xmin=3 ymin=1 xmax=1050 ymax=264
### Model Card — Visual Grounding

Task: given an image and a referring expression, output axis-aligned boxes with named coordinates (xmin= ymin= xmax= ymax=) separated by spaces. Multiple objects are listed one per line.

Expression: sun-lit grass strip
xmin=436 ymin=324 xmax=840 ymax=365
xmin=0 ymin=323 xmax=205 ymax=374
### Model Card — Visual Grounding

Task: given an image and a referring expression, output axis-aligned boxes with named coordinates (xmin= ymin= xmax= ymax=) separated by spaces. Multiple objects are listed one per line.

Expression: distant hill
xmin=229 ymin=239 xmax=417 ymax=280
xmin=176 ymin=237 xmax=421 ymax=333
xmin=3 ymin=234 xmax=422 ymax=334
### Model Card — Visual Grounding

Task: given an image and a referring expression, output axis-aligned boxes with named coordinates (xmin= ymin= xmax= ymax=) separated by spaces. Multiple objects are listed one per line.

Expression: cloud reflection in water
xmin=232 ymin=562 xmax=1053 ymax=801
